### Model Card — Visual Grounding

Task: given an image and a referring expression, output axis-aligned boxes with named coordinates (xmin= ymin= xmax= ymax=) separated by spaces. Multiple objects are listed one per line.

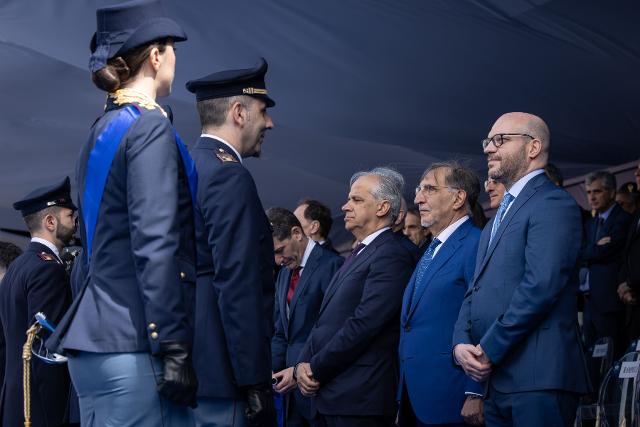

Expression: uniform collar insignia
xmin=215 ymin=148 xmax=238 ymax=163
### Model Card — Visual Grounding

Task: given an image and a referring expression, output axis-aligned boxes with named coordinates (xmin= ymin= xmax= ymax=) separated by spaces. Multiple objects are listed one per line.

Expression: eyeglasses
xmin=481 ymin=133 xmax=534 ymax=150
xmin=415 ymin=184 xmax=459 ymax=196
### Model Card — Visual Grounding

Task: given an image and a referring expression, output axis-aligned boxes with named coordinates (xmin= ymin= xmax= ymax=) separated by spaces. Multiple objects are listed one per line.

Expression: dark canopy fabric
xmin=1 ymin=0 xmax=639 ymax=240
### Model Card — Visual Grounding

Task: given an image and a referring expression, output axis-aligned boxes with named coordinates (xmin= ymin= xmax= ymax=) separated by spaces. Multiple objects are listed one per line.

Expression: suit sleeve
xmin=271 ymin=271 xmax=287 ymax=372
xmin=125 ymin=113 xmax=190 ymax=354
xmin=309 ymin=248 xmax=412 ymax=383
xmin=479 ymin=192 xmax=582 ymax=366
xmin=582 ymin=211 xmax=632 ymax=263
xmin=201 ymin=164 xmax=272 ymax=387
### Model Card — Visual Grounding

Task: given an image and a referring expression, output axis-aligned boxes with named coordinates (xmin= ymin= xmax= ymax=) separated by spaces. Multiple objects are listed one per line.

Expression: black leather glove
xmin=157 ymin=341 xmax=198 ymax=408
xmin=244 ymin=383 xmax=277 ymax=427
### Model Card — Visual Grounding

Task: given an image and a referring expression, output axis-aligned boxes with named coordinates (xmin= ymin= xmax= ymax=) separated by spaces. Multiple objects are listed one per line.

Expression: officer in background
xmin=186 ymin=59 xmax=277 ymax=426
xmin=0 ymin=177 xmax=75 ymax=427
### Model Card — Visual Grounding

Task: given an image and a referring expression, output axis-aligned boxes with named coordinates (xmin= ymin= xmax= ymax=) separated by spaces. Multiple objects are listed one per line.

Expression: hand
xmin=156 ymin=341 xmax=198 ymax=408
xmin=597 ymin=236 xmax=611 ymax=246
xmin=272 ymin=367 xmax=297 ymax=394
xmin=618 ymin=282 xmax=630 ymax=299
xmin=296 ymin=362 xmax=320 ymax=397
xmin=461 ymin=395 xmax=484 ymax=426
xmin=245 ymin=383 xmax=277 ymax=427
xmin=454 ymin=344 xmax=492 ymax=382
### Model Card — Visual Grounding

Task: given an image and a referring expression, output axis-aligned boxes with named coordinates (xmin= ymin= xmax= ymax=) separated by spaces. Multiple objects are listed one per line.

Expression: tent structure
xmin=1 ymin=0 xmax=639 ymax=246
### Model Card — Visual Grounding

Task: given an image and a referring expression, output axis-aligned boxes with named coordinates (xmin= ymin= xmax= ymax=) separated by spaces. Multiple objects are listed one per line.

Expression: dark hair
xmin=91 ymin=38 xmax=169 ymax=92
xmin=0 ymin=241 xmax=22 ymax=270
xmin=298 ymin=199 xmax=333 ymax=239
xmin=23 ymin=206 xmax=62 ymax=233
xmin=407 ymin=205 xmax=420 ymax=217
xmin=544 ymin=163 xmax=564 ymax=187
xmin=266 ymin=207 xmax=302 ymax=241
xmin=422 ymin=161 xmax=481 ymax=215
xmin=196 ymin=95 xmax=254 ymax=128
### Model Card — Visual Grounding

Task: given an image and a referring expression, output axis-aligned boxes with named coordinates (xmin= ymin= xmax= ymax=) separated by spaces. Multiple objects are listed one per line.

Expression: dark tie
xmin=595 ymin=216 xmax=606 ymax=240
xmin=337 ymin=242 xmax=366 ymax=276
xmin=489 ymin=192 xmax=514 ymax=246
xmin=287 ymin=266 xmax=302 ymax=304
xmin=409 ymin=238 xmax=442 ymax=309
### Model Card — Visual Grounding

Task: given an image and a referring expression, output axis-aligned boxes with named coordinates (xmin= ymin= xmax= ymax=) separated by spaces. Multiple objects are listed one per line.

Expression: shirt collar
xmin=599 ymin=203 xmax=616 ymax=221
xmin=201 ymin=133 xmax=243 ymax=164
xmin=434 ymin=215 xmax=469 ymax=245
xmin=31 ymin=237 xmax=61 ymax=261
xmin=360 ymin=226 xmax=391 ymax=247
xmin=506 ymin=169 xmax=545 ymax=199
xmin=300 ymin=239 xmax=316 ymax=271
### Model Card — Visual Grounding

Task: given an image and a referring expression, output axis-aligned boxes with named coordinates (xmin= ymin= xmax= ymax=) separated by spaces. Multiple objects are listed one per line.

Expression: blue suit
xmin=453 ymin=173 xmax=589 ymax=426
xmin=191 ymin=135 xmax=275 ymax=399
xmin=271 ymin=242 xmax=343 ymax=423
xmin=298 ymin=229 xmax=414 ymax=420
xmin=399 ymin=219 xmax=482 ymax=425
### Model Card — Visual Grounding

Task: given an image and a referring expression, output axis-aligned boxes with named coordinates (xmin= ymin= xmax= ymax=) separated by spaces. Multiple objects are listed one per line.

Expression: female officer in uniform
xmin=48 ymin=1 xmax=198 ymax=425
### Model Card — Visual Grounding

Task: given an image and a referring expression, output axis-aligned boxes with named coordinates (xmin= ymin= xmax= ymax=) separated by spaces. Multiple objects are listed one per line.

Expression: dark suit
xmin=298 ymin=229 xmax=414 ymax=424
xmin=0 ymin=241 xmax=72 ymax=427
xmin=581 ymin=203 xmax=633 ymax=353
xmin=319 ymin=239 xmax=339 ymax=255
xmin=272 ymin=242 xmax=343 ymax=425
xmin=394 ymin=230 xmax=421 ymax=266
xmin=620 ymin=214 xmax=640 ymax=345
xmin=399 ymin=219 xmax=482 ymax=425
xmin=191 ymin=135 xmax=275 ymax=400
xmin=453 ymin=173 xmax=589 ymax=426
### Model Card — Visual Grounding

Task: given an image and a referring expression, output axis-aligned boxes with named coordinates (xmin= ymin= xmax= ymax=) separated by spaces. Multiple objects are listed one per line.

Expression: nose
xmin=341 ymin=201 xmax=350 ymax=212
xmin=274 ymin=254 xmax=283 ymax=265
xmin=484 ymin=141 xmax=497 ymax=155
xmin=414 ymin=190 xmax=425 ymax=205
xmin=265 ymin=113 xmax=274 ymax=129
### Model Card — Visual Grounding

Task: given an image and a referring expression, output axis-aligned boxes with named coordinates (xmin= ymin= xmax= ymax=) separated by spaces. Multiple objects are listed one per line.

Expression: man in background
xmin=294 ymin=199 xmax=339 ymax=254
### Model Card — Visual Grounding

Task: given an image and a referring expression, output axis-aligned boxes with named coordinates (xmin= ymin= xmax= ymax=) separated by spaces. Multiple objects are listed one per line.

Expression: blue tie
xmin=409 ymin=238 xmax=442 ymax=309
xmin=489 ymin=192 xmax=514 ymax=245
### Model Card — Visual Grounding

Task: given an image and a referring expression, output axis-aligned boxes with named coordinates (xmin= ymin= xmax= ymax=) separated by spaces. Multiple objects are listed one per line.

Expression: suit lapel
xmin=288 ymin=244 xmax=321 ymax=317
xmin=475 ymin=174 xmax=546 ymax=280
xmin=279 ymin=269 xmax=291 ymax=335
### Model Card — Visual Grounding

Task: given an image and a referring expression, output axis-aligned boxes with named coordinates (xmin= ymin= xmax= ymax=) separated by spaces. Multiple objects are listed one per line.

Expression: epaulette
xmin=215 ymin=148 xmax=239 ymax=163
xmin=37 ymin=252 xmax=56 ymax=262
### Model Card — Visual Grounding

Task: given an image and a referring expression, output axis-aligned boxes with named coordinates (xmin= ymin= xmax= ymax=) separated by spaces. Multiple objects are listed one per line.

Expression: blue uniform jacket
xmin=453 ymin=173 xmax=590 ymax=394
xmin=399 ymin=219 xmax=482 ymax=424
xmin=50 ymin=100 xmax=196 ymax=355
xmin=271 ymin=243 xmax=343 ymax=419
xmin=298 ymin=229 xmax=414 ymax=416
xmin=191 ymin=136 xmax=275 ymax=398
xmin=0 ymin=242 xmax=72 ymax=427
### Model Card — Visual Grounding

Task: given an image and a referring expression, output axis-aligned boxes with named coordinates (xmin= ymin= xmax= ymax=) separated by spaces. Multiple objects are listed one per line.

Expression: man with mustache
xmin=0 ymin=178 xmax=75 ymax=427
xmin=453 ymin=113 xmax=589 ymax=426
xmin=186 ymin=59 xmax=277 ymax=426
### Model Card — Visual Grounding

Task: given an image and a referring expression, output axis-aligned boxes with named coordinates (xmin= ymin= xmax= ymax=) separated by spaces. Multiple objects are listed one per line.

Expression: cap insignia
xmin=242 ymin=87 xmax=268 ymax=95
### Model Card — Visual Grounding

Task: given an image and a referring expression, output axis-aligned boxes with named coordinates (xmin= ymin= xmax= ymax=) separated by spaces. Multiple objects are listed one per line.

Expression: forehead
xmin=421 ymin=168 xmax=447 ymax=185
xmin=350 ymin=175 xmax=378 ymax=195
xmin=405 ymin=212 xmax=421 ymax=223
xmin=489 ymin=115 xmax=526 ymax=136
xmin=586 ymin=179 xmax=605 ymax=189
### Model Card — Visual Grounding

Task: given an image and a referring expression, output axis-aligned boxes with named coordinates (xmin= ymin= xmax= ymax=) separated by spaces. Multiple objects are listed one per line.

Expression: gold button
xmin=148 ymin=323 xmax=157 ymax=331
xmin=180 ymin=272 xmax=186 ymax=280
xmin=150 ymin=332 xmax=159 ymax=339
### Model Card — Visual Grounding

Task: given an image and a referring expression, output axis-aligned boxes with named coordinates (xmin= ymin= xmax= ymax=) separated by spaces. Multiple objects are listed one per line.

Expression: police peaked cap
xmin=89 ymin=0 xmax=187 ymax=72
xmin=13 ymin=177 xmax=77 ymax=216
xmin=185 ymin=58 xmax=276 ymax=108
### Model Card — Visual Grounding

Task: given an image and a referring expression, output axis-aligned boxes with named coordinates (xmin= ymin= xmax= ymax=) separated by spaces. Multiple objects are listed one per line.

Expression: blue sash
xmin=83 ymin=105 xmax=197 ymax=262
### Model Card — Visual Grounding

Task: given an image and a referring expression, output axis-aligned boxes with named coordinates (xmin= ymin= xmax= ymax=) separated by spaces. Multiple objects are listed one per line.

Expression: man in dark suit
xmin=402 ymin=206 xmax=431 ymax=257
xmin=399 ymin=162 xmax=483 ymax=427
xmin=186 ymin=59 xmax=277 ymax=426
xmin=581 ymin=171 xmax=633 ymax=355
xmin=296 ymin=167 xmax=414 ymax=427
xmin=267 ymin=207 xmax=343 ymax=426
xmin=294 ymin=199 xmax=339 ymax=254
xmin=0 ymin=178 xmax=75 ymax=427
xmin=453 ymin=112 xmax=590 ymax=426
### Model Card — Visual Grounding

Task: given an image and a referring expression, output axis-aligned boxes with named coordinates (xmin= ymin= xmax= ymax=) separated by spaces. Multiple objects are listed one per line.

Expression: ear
xmin=291 ymin=226 xmax=304 ymax=241
xmin=376 ymin=200 xmax=391 ymax=218
xmin=148 ymin=46 xmax=162 ymax=73
xmin=43 ymin=213 xmax=57 ymax=232
xmin=230 ymin=101 xmax=248 ymax=127
xmin=452 ymin=189 xmax=467 ymax=211
xmin=308 ymin=220 xmax=320 ymax=235
xmin=528 ymin=138 xmax=542 ymax=159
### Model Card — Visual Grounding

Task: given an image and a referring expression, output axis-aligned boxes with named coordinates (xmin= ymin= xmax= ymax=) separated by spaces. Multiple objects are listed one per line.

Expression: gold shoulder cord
xmin=107 ymin=88 xmax=168 ymax=118
xmin=23 ymin=321 xmax=41 ymax=427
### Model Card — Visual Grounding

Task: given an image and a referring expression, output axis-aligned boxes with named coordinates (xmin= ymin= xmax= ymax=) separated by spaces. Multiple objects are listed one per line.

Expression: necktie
xmin=287 ymin=266 xmax=302 ymax=304
xmin=337 ymin=242 xmax=366 ymax=276
xmin=409 ymin=238 xmax=442 ymax=309
xmin=489 ymin=192 xmax=514 ymax=245
xmin=595 ymin=216 xmax=606 ymax=240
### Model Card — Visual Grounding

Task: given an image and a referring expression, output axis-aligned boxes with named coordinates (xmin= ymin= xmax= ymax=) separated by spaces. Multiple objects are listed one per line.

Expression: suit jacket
xmin=191 ymin=136 xmax=275 ymax=398
xmin=453 ymin=173 xmax=590 ymax=394
xmin=298 ymin=229 xmax=414 ymax=416
xmin=394 ymin=230 xmax=421 ymax=266
xmin=319 ymin=239 xmax=339 ymax=255
xmin=271 ymin=243 xmax=343 ymax=419
xmin=51 ymin=99 xmax=196 ymax=356
xmin=621 ymin=214 xmax=640 ymax=292
xmin=0 ymin=242 xmax=72 ymax=427
xmin=399 ymin=219 xmax=482 ymax=424
xmin=582 ymin=203 xmax=633 ymax=313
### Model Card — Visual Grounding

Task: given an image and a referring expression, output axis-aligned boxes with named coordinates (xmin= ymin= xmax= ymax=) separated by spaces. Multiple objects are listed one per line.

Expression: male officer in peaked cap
xmin=186 ymin=59 xmax=277 ymax=426
xmin=0 ymin=177 xmax=75 ymax=427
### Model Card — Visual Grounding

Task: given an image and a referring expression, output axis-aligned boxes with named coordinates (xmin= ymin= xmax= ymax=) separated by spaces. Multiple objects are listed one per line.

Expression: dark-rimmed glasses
xmin=482 ymin=133 xmax=534 ymax=150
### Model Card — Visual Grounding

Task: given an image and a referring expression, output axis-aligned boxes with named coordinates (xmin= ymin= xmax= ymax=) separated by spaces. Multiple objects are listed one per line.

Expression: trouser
xmin=398 ymin=384 xmax=466 ymax=427
xmin=483 ymin=385 xmax=578 ymax=427
xmin=67 ymin=351 xmax=193 ymax=427
xmin=193 ymin=397 xmax=248 ymax=427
